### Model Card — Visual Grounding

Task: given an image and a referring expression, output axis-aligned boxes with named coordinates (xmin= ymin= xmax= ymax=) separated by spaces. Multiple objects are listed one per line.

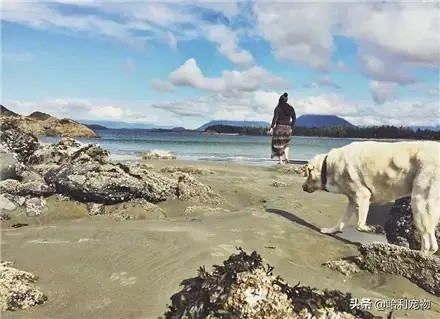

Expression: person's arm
xmin=271 ymin=107 xmax=279 ymax=128
xmin=291 ymin=106 xmax=296 ymax=127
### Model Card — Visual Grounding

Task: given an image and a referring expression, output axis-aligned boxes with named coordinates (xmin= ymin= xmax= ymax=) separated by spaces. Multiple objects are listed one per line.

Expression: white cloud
xmin=252 ymin=1 xmax=440 ymax=84
xmin=150 ymin=79 xmax=176 ymax=92
xmin=409 ymin=83 xmax=440 ymax=96
xmin=167 ymin=31 xmax=177 ymax=49
xmin=204 ymin=24 xmax=254 ymax=67
xmin=369 ymin=81 xmax=398 ymax=104
xmin=373 ymin=100 xmax=440 ymax=127
xmin=343 ymin=2 xmax=440 ymax=68
xmin=3 ymin=98 xmax=157 ymax=123
xmin=336 ymin=60 xmax=350 ymax=72
xmin=2 ymin=1 xmax=252 ymax=66
xmin=304 ymin=75 xmax=341 ymax=89
xmin=294 ymin=94 xmax=359 ymax=117
xmin=253 ymin=2 xmax=338 ymax=70
xmin=167 ymin=58 xmax=290 ymax=93
xmin=358 ymin=52 xmax=416 ymax=85
xmin=2 ymin=1 xmax=149 ymax=48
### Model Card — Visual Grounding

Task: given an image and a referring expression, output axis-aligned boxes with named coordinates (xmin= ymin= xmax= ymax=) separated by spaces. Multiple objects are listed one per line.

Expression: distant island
xmin=197 ymin=120 xmax=271 ymax=131
xmin=80 ymin=120 xmax=174 ymax=130
xmin=204 ymin=124 xmax=440 ymax=140
xmin=85 ymin=124 xmax=109 ymax=130
xmin=295 ymin=114 xmax=354 ymax=128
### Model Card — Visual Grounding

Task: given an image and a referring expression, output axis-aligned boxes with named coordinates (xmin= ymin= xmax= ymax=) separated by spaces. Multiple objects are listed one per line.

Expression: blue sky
xmin=2 ymin=1 xmax=439 ymax=129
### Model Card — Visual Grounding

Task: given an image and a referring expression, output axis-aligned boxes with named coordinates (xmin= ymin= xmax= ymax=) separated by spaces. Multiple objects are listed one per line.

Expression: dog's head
xmin=302 ymin=153 xmax=327 ymax=193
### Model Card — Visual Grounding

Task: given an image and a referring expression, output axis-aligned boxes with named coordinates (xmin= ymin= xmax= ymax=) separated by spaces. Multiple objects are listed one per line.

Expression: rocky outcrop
xmin=163 ymin=248 xmax=386 ymax=319
xmin=44 ymin=162 xmax=176 ymax=204
xmin=0 ymin=261 xmax=47 ymax=311
xmin=0 ymin=151 xmax=21 ymax=181
xmin=143 ymin=150 xmax=176 ymax=160
xmin=28 ymin=138 xmax=109 ymax=174
xmin=324 ymin=243 xmax=440 ymax=296
xmin=0 ymin=105 xmax=19 ymax=117
xmin=28 ymin=111 xmax=51 ymax=121
xmin=0 ymin=122 xmax=39 ymax=163
xmin=384 ymin=197 xmax=440 ymax=252
xmin=0 ymin=105 xmax=97 ymax=138
xmin=0 ymin=124 xmax=221 ymax=210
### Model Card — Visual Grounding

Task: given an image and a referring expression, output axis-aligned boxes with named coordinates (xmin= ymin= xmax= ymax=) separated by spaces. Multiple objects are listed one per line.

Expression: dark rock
xmin=0 ymin=213 xmax=11 ymax=221
xmin=44 ymin=162 xmax=176 ymax=204
xmin=325 ymin=243 xmax=440 ymax=296
xmin=28 ymin=111 xmax=51 ymax=121
xmin=384 ymin=197 xmax=440 ymax=252
xmin=11 ymin=223 xmax=28 ymax=228
xmin=0 ymin=122 xmax=39 ymax=163
xmin=0 ymin=105 xmax=20 ymax=117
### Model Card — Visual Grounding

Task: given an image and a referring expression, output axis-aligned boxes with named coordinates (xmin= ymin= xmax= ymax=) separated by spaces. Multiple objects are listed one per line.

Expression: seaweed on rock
xmin=162 ymin=248 xmax=391 ymax=319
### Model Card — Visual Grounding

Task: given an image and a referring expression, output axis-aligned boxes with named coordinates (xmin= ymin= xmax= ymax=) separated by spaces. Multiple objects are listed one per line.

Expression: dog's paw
xmin=372 ymin=225 xmax=385 ymax=234
xmin=320 ymin=227 xmax=337 ymax=234
xmin=356 ymin=225 xmax=377 ymax=233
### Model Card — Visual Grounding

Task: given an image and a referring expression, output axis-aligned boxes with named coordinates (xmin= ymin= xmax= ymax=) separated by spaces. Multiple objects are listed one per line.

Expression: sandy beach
xmin=1 ymin=159 xmax=439 ymax=319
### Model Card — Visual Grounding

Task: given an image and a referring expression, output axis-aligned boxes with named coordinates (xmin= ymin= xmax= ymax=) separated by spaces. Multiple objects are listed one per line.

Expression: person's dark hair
xmin=279 ymin=92 xmax=288 ymax=103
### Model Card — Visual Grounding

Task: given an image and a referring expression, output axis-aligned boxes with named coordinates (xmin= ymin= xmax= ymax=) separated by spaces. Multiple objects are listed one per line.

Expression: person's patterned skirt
xmin=271 ymin=124 xmax=292 ymax=158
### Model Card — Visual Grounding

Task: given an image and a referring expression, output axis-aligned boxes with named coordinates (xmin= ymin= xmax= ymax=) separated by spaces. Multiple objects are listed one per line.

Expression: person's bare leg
xmin=284 ymin=147 xmax=290 ymax=163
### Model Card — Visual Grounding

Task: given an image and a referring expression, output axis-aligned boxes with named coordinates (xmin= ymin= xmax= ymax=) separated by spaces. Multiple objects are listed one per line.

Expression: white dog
xmin=302 ymin=141 xmax=440 ymax=255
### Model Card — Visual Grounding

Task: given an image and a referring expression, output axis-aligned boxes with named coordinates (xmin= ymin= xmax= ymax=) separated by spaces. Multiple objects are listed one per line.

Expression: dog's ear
xmin=304 ymin=164 xmax=314 ymax=177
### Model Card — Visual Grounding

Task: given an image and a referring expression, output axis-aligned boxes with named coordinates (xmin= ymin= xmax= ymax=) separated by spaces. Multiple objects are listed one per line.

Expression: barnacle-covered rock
xmin=44 ymin=162 xmax=176 ymax=204
xmin=143 ymin=150 xmax=176 ymax=160
xmin=0 ymin=122 xmax=39 ymax=163
xmin=324 ymin=243 xmax=440 ymax=296
xmin=384 ymin=197 xmax=440 ymax=252
xmin=174 ymin=173 xmax=223 ymax=205
xmin=162 ymin=248 xmax=387 ymax=319
xmin=0 ymin=261 xmax=47 ymax=311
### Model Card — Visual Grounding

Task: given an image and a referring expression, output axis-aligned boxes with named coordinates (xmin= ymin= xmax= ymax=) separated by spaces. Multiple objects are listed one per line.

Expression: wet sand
xmin=1 ymin=160 xmax=439 ymax=319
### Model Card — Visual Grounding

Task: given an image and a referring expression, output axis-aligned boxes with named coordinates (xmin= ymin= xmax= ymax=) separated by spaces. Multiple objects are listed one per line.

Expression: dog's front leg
xmin=354 ymin=195 xmax=380 ymax=233
xmin=321 ymin=200 xmax=355 ymax=234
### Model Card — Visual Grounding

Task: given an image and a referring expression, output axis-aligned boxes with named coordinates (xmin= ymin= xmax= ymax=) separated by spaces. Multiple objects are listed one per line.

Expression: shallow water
xmin=40 ymin=130 xmax=366 ymax=165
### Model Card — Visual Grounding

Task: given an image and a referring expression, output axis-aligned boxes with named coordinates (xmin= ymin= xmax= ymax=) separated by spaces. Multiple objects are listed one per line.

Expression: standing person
xmin=269 ymin=92 xmax=296 ymax=164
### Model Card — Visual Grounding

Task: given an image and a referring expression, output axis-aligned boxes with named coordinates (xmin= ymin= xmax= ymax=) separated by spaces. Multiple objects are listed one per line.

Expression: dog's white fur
xmin=302 ymin=141 xmax=440 ymax=255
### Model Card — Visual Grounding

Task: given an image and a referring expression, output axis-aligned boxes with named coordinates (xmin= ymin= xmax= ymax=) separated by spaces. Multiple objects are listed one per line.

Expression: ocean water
xmin=39 ymin=129 xmax=360 ymax=166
